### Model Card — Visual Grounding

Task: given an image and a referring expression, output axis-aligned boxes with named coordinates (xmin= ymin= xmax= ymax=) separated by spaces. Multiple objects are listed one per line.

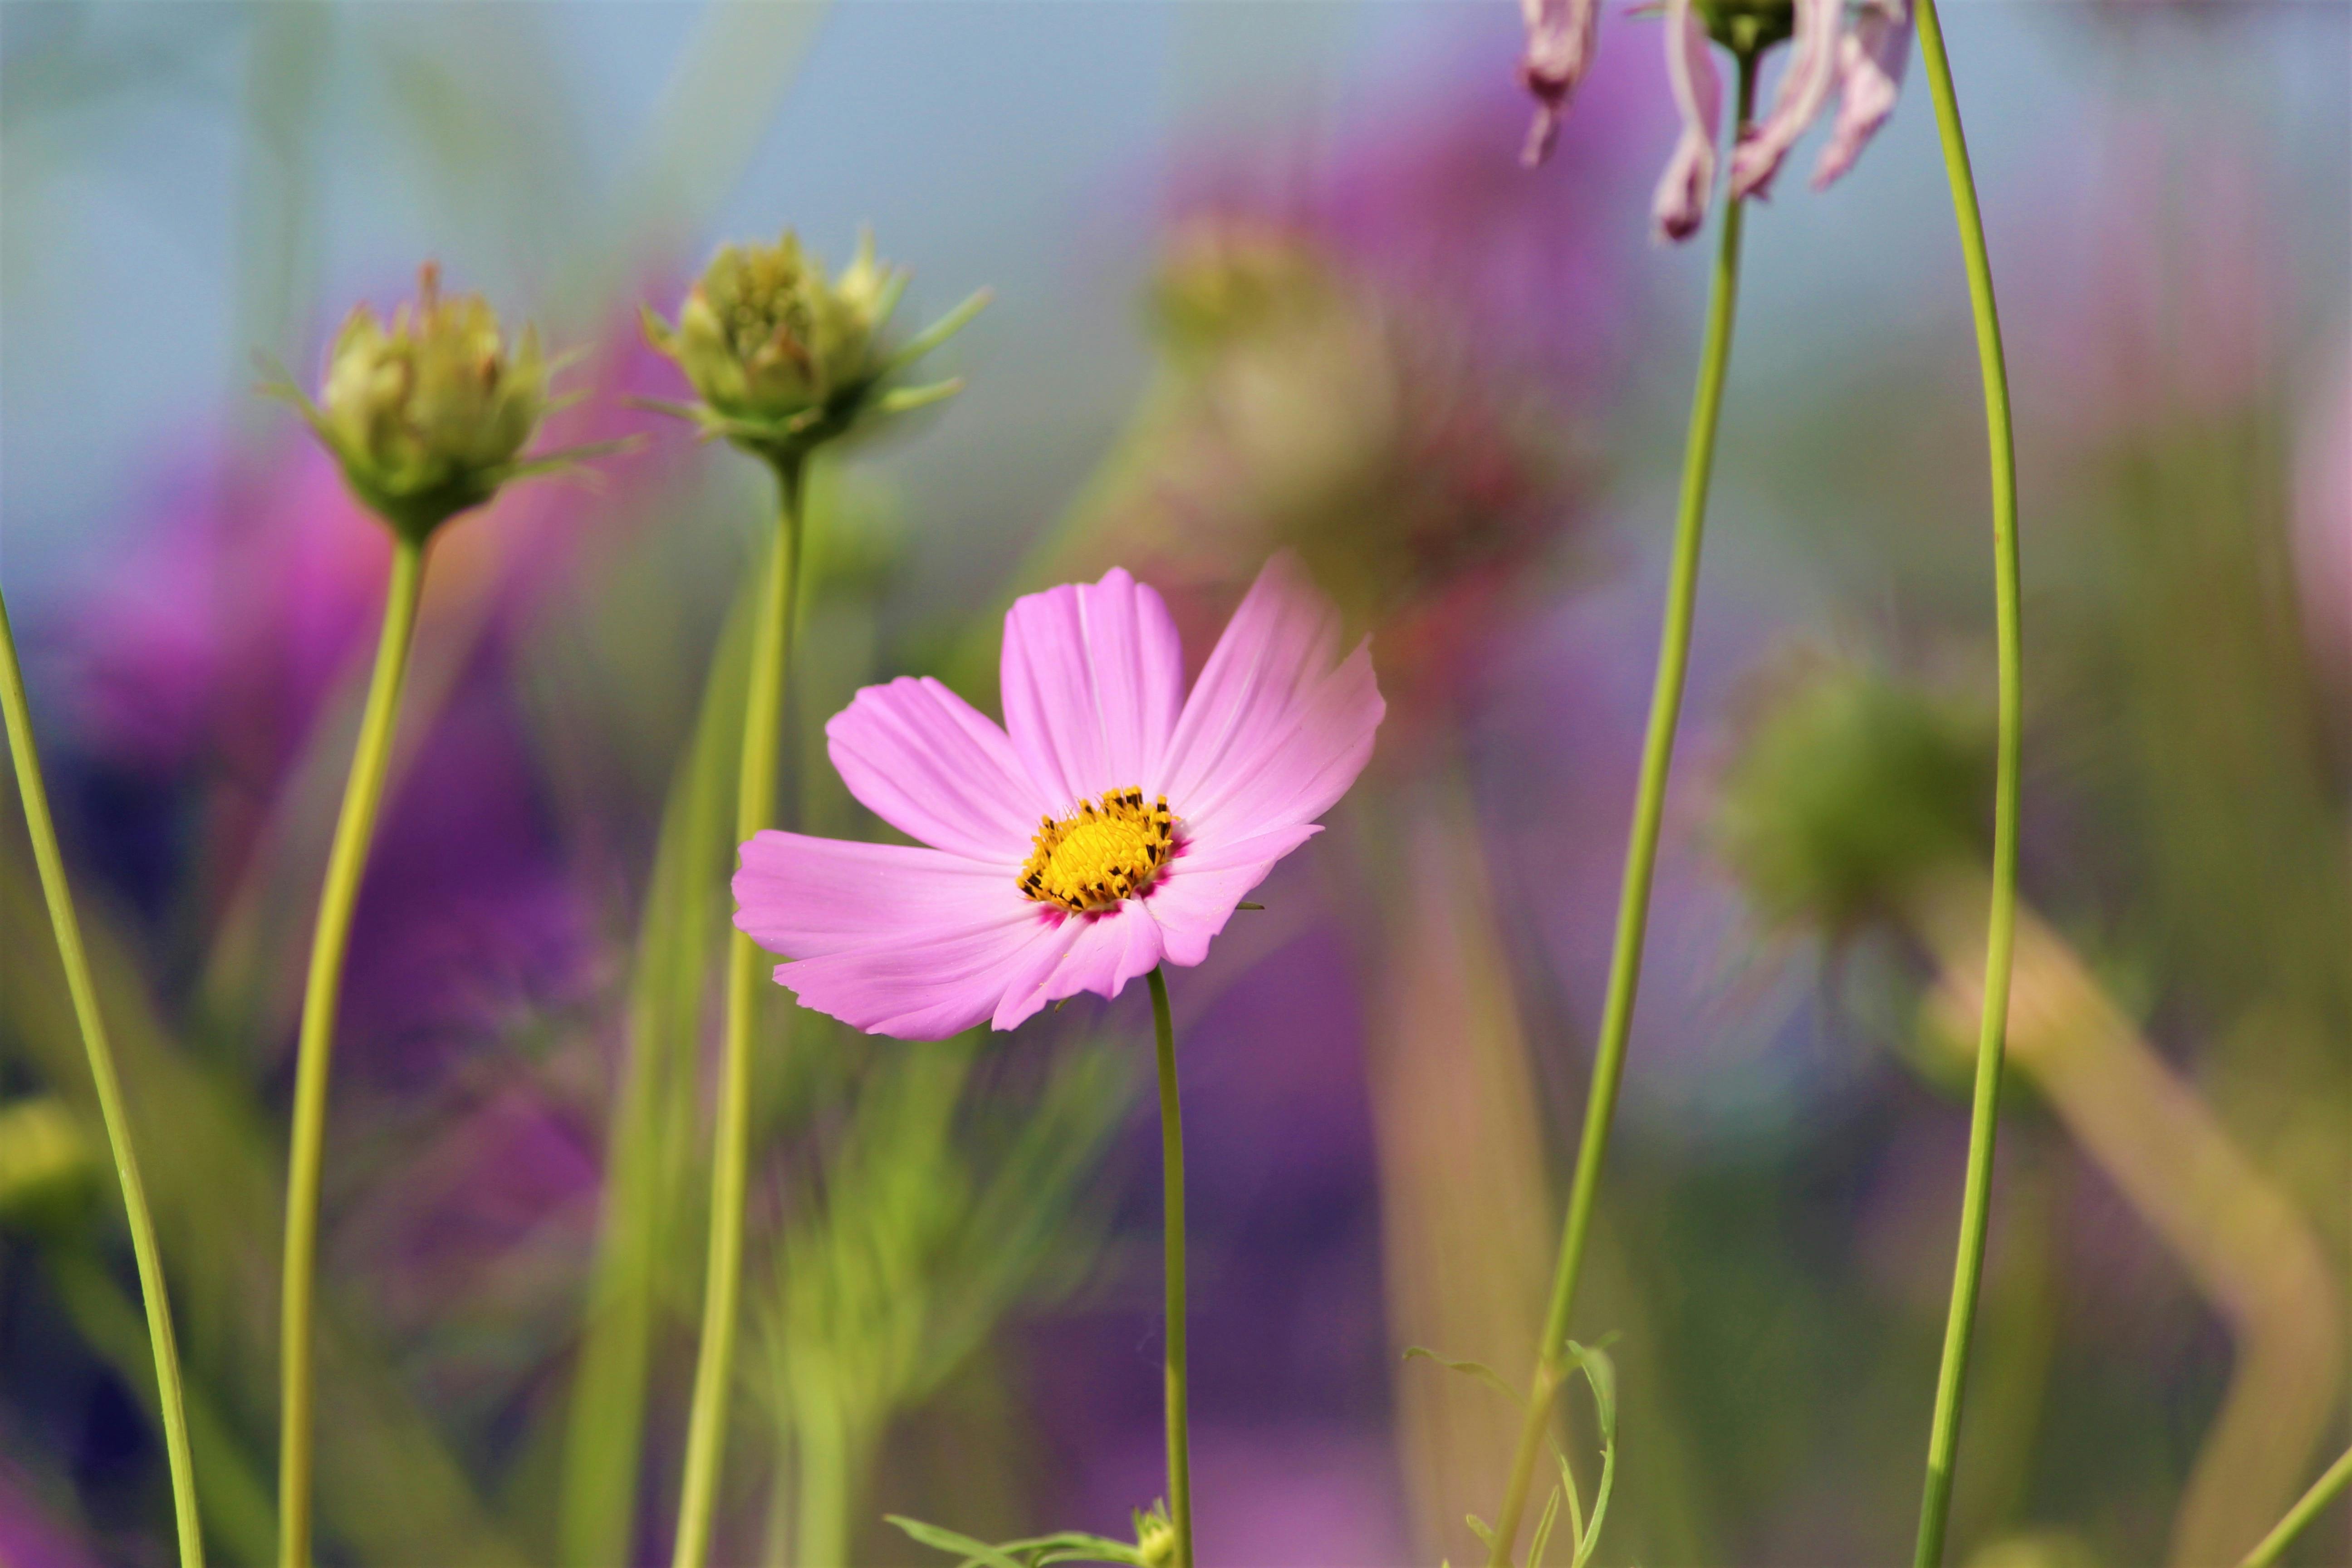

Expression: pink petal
xmin=777 ymin=906 xmax=1069 ymax=1041
xmin=1727 ymin=0 xmax=1843 ymax=201
xmin=1517 ymin=0 xmax=1601 ymax=168
xmin=991 ymin=902 xmax=1167 ymax=1030
xmin=1144 ymin=824 xmax=1322 ymax=968
xmin=1812 ymin=0 xmax=1910 ymax=189
xmin=733 ymin=830 xmax=1019 ymax=960
xmin=1652 ymin=0 xmax=1724 ymax=244
xmin=1000 ymin=567 xmax=1186 ymax=809
xmin=1159 ymin=554 xmax=1384 ymax=843
xmin=826 ymin=676 xmax=1046 ymax=860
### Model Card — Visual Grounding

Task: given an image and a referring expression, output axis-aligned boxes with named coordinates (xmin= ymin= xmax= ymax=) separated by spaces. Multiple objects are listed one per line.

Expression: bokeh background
xmin=2 ymin=2 xmax=2347 ymax=1565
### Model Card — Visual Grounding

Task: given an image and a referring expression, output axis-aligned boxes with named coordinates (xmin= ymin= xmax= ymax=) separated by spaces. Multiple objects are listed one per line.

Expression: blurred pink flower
xmin=734 ymin=554 xmax=1383 ymax=1038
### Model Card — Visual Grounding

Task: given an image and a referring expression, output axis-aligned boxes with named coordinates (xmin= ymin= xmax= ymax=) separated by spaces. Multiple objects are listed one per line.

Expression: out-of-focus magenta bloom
xmin=1652 ymin=0 xmax=1725 ymax=242
xmin=1517 ymin=0 xmax=1601 ymax=166
xmin=734 ymin=554 xmax=1383 ymax=1038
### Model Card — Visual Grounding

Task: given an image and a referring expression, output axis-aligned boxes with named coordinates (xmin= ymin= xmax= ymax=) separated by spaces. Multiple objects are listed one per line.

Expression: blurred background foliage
xmin=0 ymin=2 xmax=2345 ymax=1565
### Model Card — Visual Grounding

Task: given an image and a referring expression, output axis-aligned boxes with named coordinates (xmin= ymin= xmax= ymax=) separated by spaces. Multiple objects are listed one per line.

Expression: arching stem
xmin=671 ymin=456 xmax=807 ymax=1568
xmin=279 ymin=534 xmax=428 ymax=1568
xmin=1 ymin=588 xmax=206 ymax=1568
xmin=1909 ymin=0 xmax=2024 ymax=1561
xmin=1147 ymin=965 xmax=1195 ymax=1568
xmin=1482 ymin=51 xmax=1759 ymax=1568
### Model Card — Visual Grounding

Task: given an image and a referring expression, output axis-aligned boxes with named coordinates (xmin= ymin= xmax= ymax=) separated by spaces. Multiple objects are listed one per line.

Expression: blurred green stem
xmin=0 ymin=588 xmax=206 ymax=1568
xmin=673 ymin=457 xmax=807 ymax=1568
xmin=2240 ymin=1445 xmax=2352 ymax=1568
xmin=1148 ymin=967 xmax=1195 ymax=1568
xmin=1483 ymin=53 xmax=1756 ymax=1568
xmin=279 ymin=534 xmax=426 ymax=1568
xmin=1910 ymin=1 xmax=2022 ymax=1562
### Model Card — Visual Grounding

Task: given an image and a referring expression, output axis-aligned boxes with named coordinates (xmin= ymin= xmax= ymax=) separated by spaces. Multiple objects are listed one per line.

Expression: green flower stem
xmin=279 ymin=534 xmax=427 ymax=1568
xmin=1147 ymin=966 xmax=1195 ymax=1568
xmin=1909 ymin=1 xmax=2022 ymax=1562
xmin=1484 ymin=54 xmax=1757 ymax=1568
xmin=672 ymin=456 xmax=807 ymax=1568
xmin=2239 ymin=1444 xmax=2352 ymax=1568
xmin=0 ymin=588 xmax=206 ymax=1568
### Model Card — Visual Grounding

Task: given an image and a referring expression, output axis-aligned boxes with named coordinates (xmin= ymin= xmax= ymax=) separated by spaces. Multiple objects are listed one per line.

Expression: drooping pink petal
xmin=1000 ymin=567 xmax=1186 ymax=809
xmin=1812 ymin=0 xmax=1910 ymax=189
xmin=826 ymin=676 xmax=1046 ymax=860
xmin=1651 ymin=0 xmax=1724 ymax=244
xmin=1727 ymin=0 xmax=1843 ymax=201
xmin=992 ymin=902 xmax=1168 ymax=1030
xmin=1144 ymin=824 xmax=1323 ymax=968
xmin=1517 ymin=0 xmax=1601 ymax=168
xmin=1159 ymin=554 xmax=1384 ymax=843
xmin=777 ymin=907 xmax=1068 ymax=1041
xmin=733 ymin=830 xmax=1019 ymax=959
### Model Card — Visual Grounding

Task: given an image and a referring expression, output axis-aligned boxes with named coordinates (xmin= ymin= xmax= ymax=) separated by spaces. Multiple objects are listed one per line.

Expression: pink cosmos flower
xmin=733 ymin=554 xmax=1384 ymax=1039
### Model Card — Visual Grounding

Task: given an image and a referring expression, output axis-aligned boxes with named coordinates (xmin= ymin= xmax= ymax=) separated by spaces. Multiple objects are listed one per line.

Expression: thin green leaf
xmin=1563 ymin=1341 xmax=1620 ymax=1568
xmin=879 ymin=285 xmax=992 ymax=374
xmin=1466 ymin=1514 xmax=1499 ymax=1552
xmin=886 ymin=1515 xmax=1030 ymax=1568
xmin=1404 ymin=1345 xmax=1524 ymax=1408
xmin=871 ymin=377 xmax=966 ymax=418
xmin=1527 ymin=1476 xmax=1565 ymax=1568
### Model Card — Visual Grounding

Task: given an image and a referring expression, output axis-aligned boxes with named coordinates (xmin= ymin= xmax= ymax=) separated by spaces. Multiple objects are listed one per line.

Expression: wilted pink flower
xmin=1527 ymin=0 xmax=1911 ymax=239
xmin=1725 ymin=0 xmax=1845 ymax=200
xmin=1652 ymin=0 xmax=1725 ymax=242
xmin=733 ymin=554 xmax=1384 ymax=1038
xmin=1813 ymin=0 xmax=1912 ymax=188
xmin=1518 ymin=0 xmax=1602 ymax=166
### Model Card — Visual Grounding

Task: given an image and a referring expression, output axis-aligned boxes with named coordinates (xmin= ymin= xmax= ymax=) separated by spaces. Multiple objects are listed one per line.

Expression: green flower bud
xmin=1131 ymin=1502 xmax=1179 ymax=1568
xmin=1713 ymin=658 xmax=1989 ymax=934
xmin=642 ymin=229 xmax=986 ymax=467
xmin=262 ymin=263 xmax=617 ymax=542
xmin=0 ymin=1098 xmax=100 ymax=1236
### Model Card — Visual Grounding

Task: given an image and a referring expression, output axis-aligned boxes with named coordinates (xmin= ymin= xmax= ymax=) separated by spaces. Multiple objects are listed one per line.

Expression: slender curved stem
xmin=279 ymin=534 xmax=427 ymax=1568
xmin=1484 ymin=54 xmax=1756 ymax=1568
xmin=1 ymin=590 xmax=206 ymax=1568
xmin=2239 ymin=1444 xmax=2352 ymax=1568
xmin=671 ymin=457 xmax=806 ymax=1568
xmin=1909 ymin=1 xmax=2022 ymax=1561
xmin=1147 ymin=966 xmax=1195 ymax=1568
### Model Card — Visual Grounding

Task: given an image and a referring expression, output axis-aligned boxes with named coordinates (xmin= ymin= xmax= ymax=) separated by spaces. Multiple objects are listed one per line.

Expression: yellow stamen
xmin=1019 ymin=787 xmax=1175 ymax=913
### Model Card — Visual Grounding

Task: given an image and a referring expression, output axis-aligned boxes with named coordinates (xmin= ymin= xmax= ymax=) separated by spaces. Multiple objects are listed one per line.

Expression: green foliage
xmin=887 ymin=1505 xmax=1171 ymax=1567
xmin=1413 ymin=1338 xmax=1620 ymax=1568
xmin=756 ymin=1037 xmax=1132 ymax=1565
xmin=557 ymin=555 xmax=760 ymax=1567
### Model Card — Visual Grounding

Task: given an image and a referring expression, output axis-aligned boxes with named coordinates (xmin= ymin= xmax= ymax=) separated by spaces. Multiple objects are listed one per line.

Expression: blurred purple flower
xmin=0 ymin=1463 xmax=98 ymax=1568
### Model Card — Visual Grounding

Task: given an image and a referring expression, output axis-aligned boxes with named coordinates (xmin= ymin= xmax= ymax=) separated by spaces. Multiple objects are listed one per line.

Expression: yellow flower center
xmin=1019 ymin=788 xmax=1175 ymax=913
